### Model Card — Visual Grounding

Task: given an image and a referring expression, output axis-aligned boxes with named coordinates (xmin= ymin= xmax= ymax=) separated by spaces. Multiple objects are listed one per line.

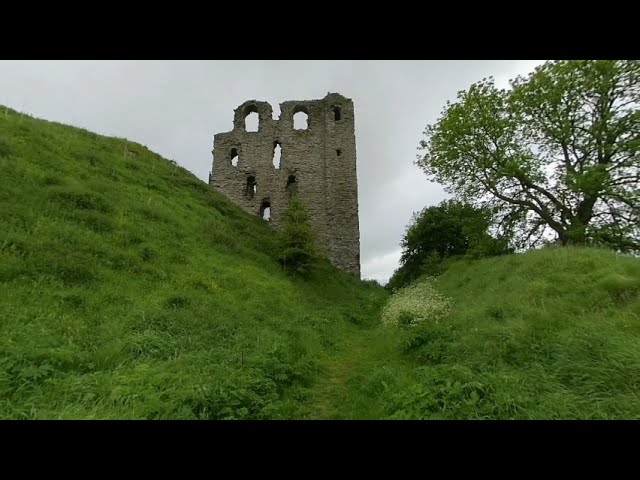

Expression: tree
xmin=387 ymin=200 xmax=511 ymax=290
xmin=277 ymin=193 xmax=317 ymax=275
xmin=417 ymin=60 xmax=640 ymax=253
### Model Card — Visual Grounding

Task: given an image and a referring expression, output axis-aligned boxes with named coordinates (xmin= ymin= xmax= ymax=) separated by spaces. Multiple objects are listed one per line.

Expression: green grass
xmin=3 ymin=106 xmax=639 ymax=420
xmin=0 ymin=106 xmax=388 ymax=419
xmin=338 ymin=247 xmax=640 ymax=419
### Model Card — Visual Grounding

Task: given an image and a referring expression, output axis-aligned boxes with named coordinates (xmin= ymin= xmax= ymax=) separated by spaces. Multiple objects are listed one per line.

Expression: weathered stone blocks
xmin=210 ymin=92 xmax=361 ymax=276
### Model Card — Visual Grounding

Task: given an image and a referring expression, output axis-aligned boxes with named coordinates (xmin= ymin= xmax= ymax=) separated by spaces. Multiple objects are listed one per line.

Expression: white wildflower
xmin=381 ymin=278 xmax=453 ymax=328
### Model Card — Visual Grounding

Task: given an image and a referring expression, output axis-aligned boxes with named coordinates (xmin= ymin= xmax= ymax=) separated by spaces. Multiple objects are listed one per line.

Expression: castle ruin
xmin=209 ymin=92 xmax=361 ymax=276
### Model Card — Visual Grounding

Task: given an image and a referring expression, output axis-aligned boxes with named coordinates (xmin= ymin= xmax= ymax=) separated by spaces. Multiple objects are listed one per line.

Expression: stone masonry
xmin=209 ymin=92 xmax=361 ymax=276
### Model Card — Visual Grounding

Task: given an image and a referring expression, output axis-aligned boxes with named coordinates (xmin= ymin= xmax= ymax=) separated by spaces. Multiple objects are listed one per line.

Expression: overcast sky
xmin=0 ymin=60 xmax=544 ymax=283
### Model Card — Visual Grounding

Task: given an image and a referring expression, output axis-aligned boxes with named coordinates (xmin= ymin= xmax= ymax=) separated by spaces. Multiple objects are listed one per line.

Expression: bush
xmin=381 ymin=278 xmax=453 ymax=328
xmin=0 ymin=137 xmax=12 ymax=158
xmin=277 ymin=194 xmax=317 ymax=276
xmin=387 ymin=200 xmax=512 ymax=290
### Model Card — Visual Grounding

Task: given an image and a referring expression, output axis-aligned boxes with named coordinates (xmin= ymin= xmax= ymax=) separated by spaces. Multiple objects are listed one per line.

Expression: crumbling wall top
xmin=323 ymin=92 xmax=351 ymax=103
xmin=210 ymin=92 xmax=360 ymax=276
xmin=232 ymin=100 xmax=273 ymax=131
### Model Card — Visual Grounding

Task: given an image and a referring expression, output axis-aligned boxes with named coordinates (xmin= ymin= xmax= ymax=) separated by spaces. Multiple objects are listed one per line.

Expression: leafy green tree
xmin=387 ymin=200 xmax=511 ymax=290
xmin=277 ymin=193 xmax=317 ymax=275
xmin=417 ymin=60 xmax=640 ymax=252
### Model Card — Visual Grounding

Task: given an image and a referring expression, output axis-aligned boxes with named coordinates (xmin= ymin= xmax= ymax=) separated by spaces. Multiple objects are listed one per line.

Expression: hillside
xmin=2 ymin=106 xmax=639 ymax=420
xmin=337 ymin=247 xmax=640 ymax=419
xmin=0 ymin=107 xmax=388 ymax=419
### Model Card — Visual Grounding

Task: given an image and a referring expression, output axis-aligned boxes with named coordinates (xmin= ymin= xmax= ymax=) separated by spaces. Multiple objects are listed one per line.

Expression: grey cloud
xmin=0 ymin=60 xmax=544 ymax=283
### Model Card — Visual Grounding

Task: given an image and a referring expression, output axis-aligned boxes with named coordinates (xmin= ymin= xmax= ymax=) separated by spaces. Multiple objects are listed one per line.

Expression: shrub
xmin=277 ymin=194 xmax=317 ymax=276
xmin=0 ymin=137 xmax=12 ymax=158
xmin=381 ymin=278 xmax=453 ymax=328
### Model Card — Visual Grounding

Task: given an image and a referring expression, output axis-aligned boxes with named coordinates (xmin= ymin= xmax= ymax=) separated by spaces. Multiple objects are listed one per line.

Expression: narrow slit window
xmin=286 ymin=175 xmax=297 ymax=197
xmin=230 ymin=148 xmax=239 ymax=167
xmin=272 ymin=142 xmax=282 ymax=169
xmin=336 ymin=149 xmax=342 ymax=156
xmin=246 ymin=176 xmax=257 ymax=199
xmin=260 ymin=200 xmax=271 ymax=221
xmin=333 ymin=106 xmax=341 ymax=121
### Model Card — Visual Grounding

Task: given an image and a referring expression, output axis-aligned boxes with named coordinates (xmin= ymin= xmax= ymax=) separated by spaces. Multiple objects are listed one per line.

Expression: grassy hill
xmin=0 ymin=107 xmax=387 ymax=419
xmin=2 ymin=106 xmax=639 ymax=420
xmin=337 ymin=247 xmax=640 ymax=419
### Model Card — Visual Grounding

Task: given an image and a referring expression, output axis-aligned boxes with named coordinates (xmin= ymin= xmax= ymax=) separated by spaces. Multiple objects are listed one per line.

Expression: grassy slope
xmin=339 ymin=247 xmax=640 ymax=419
xmin=0 ymin=107 xmax=388 ymax=419
xmin=3 ymin=106 xmax=638 ymax=420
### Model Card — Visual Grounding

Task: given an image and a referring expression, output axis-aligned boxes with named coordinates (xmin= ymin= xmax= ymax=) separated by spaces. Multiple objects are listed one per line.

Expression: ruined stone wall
xmin=209 ymin=92 xmax=361 ymax=276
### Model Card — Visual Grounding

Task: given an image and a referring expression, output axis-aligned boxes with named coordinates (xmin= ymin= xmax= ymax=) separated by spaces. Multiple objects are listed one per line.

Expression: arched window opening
xmin=293 ymin=111 xmax=308 ymax=130
xmin=245 ymin=111 xmax=259 ymax=132
xmin=333 ymin=106 xmax=341 ymax=121
xmin=246 ymin=175 xmax=257 ymax=199
xmin=286 ymin=175 xmax=298 ymax=197
xmin=272 ymin=142 xmax=282 ymax=169
xmin=260 ymin=200 xmax=271 ymax=221
xmin=230 ymin=148 xmax=239 ymax=167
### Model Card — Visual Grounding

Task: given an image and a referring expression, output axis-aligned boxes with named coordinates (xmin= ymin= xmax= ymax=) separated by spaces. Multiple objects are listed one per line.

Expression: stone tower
xmin=209 ymin=92 xmax=361 ymax=276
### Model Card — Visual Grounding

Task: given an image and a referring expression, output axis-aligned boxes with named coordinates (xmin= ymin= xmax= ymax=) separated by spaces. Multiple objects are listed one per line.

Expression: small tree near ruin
xmin=277 ymin=193 xmax=317 ymax=276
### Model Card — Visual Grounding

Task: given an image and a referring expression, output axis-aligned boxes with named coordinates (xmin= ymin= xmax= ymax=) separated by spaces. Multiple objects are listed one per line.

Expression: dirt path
xmin=307 ymin=333 xmax=370 ymax=420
